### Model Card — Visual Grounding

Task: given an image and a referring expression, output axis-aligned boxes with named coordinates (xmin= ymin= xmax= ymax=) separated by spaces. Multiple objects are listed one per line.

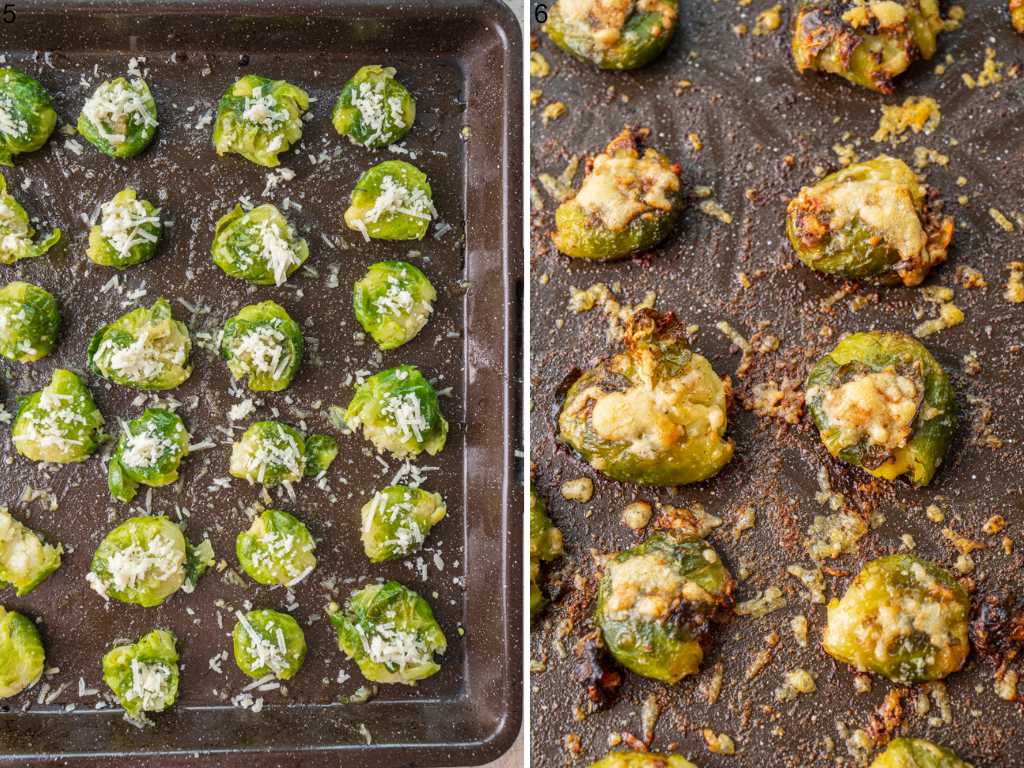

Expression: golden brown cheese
xmin=820 ymin=178 xmax=927 ymax=263
xmin=603 ymin=551 xmax=685 ymax=621
xmin=820 ymin=367 xmax=919 ymax=451
xmin=574 ymin=149 xmax=680 ymax=232
xmin=842 ymin=0 xmax=908 ymax=29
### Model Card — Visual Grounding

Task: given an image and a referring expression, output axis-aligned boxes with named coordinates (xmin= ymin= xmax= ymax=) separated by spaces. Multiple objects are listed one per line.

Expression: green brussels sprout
xmin=77 ymin=77 xmax=158 ymax=158
xmin=87 ymin=298 xmax=192 ymax=390
xmin=221 ymin=300 xmax=304 ymax=391
xmin=823 ymin=554 xmax=969 ymax=684
xmin=805 ymin=331 xmax=956 ymax=487
xmin=229 ymin=420 xmax=336 ymax=486
xmin=303 ymin=433 xmax=339 ymax=477
xmin=552 ymin=128 xmax=682 ymax=261
xmin=0 ymin=68 xmax=56 ymax=166
xmin=869 ymin=738 xmax=973 ymax=768
xmin=107 ymin=409 xmax=190 ymax=503
xmin=236 ymin=509 xmax=316 ymax=586
xmin=530 ymin=490 xmax=563 ymax=618
xmin=212 ymin=75 xmax=309 ymax=167
xmin=0 ymin=280 xmax=59 ymax=362
xmin=87 ymin=187 xmax=162 ymax=269
xmin=558 ymin=309 xmax=733 ymax=486
xmin=232 ymin=609 xmax=306 ymax=680
xmin=211 ymin=203 xmax=309 ymax=287
xmin=545 ymin=0 xmax=679 ymax=70
xmin=353 ymin=261 xmax=436 ymax=350
xmin=332 ymin=65 xmax=415 ymax=148
xmin=344 ymin=160 xmax=435 ymax=241
xmin=360 ymin=486 xmax=446 ymax=563
xmin=595 ymin=532 xmax=733 ymax=683
xmin=590 ymin=752 xmax=697 ymax=768
xmin=0 ymin=173 xmax=61 ymax=265
xmin=345 ymin=365 xmax=448 ymax=459
xmin=786 ymin=155 xmax=953 ymax=287
xmin=0 ymin=507 xmax=61 ymax=596
xmin=1014 ymin=0 xmax=1024 ymax=33
xmin=101 ymin=629 xmax=179 ymax=720
xmin=87 ymin=516 xmax=211 ymax=607
xmin=0 ymin=607 xmax=44 ymax=698
xmin=792 ymin=0 xmax=944 ymax=94
xmin=328 ymin=580 xmax=447 ymax=685
xmin=12 ymin=369 xmax=105 ymax=464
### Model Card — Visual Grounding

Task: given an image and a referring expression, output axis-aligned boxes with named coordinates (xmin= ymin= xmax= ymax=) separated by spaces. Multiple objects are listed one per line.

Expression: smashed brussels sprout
xmin=78 ymin=77 xmax=158 ymax=158
xmin=87 ymin=516 xmax=211 ymax=607
xmin=332 ymin=65 xmax=415 ymax=148
xmin=353 ymin=261 xmax=436 ymax=350
xmin=236 ymin=509 xmax=316 ymax=586
xmin=213 ymin=75 xmax=309 ymax=167
xmin=212 ymin=203 xmax=309 ymax=287
xmin=870 ymin=738 xmax=973 ymax=768
xmin=107 ymin=409 xmax=190 ymax=503
xmin=232 ymin=609 xmax=306 ymax=680
xmin=360 ymin=486 xmax=446 ymax=563
xmin=229 ymin=420 xmax=337 ymax=486
xmin=344 ymin=160 xmax=435 ymax=241
xmin=0 ymin=68 xmax=56 ymax=166
xmin=87 ymin=187 xmax=162 ymax=268
xmin=304 ymin=434 xmax=339 ymax=477
xmin=0 ymin=173 xmax=60 ymax=264
xmin=0 ymin=281 xmax=59 ymax=362
xmin=329 ymin=580 xmax=447 ymax=685
xmin=530 ymin=490 xmax=563 ymax=618
xmin=546 ymin=0 xmax=679 ymax=70
xmin=553 ymin=127 xmax=682 ymax=261
xmin=823 ymin=554 xmax=969 ymax=683
xmin=0 ymin=607 xmax=44 ymax=697
xmin=596 ymin=532 xmax=733 ymax=683
xmin=102 ymin=629 xmax=179 ymax=720
xmin=1014 ymin=0 xmax=1024 ymax=33
xmin=88 ymin=298 xmax=192 ymax=390
xmin=221 ymin=300 xmax=303 ymax=391
xmin=806 ymin=331 xmax=956 ymax=487
xmin=345 ymin=365 xmax=448 ymax=458
xmin=792 ymin=0 xmax=944 ymax=93
xmin=590 ymin=752 xmax=697 ymax=768
xmin=786 ymin=155 xmax=953 ymax=287
xmin=12 ymin=369 xmax=105 ymax=463
xmin=559 ymin=309 xmax=733 ymax=486
xmin=0 ymin=508 xmax=61 ymax=596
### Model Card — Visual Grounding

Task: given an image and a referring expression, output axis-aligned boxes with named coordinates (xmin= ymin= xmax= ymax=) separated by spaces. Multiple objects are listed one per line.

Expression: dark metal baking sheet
xmin=0 ymin=0 xmax=522 ymax=764
xmin=530 ymin=2 xmax=1023 ymax=766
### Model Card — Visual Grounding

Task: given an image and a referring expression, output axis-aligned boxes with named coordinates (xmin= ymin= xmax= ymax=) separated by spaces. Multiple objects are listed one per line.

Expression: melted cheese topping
xmin=841 ymin=0 xmax=908 ymax=30
xmin=820 ymin=367 xmax=918 ymax=451
xmin=574 ymin=150 xmax=680 ymax=232
xmin=559 ymin=0 xmax=635 ymax=48
xmin=604 ymin=552 xmax=685 ymax=622
xmin=819 ymin=177 xmax=926 ymax=262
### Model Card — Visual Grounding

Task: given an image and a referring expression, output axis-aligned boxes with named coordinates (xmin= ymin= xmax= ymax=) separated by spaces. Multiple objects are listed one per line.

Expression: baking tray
xmin=529 ymin=2 xmax=1023 ymax=766
xmin=0 ymin=0 xmax=522 ymax=764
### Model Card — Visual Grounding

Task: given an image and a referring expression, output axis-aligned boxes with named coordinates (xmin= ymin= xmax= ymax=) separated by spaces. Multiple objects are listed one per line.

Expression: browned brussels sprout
xmin=870 ymin=737 xmax=973 ymax=768
xmin=590 ymin=753 xmax=697 ymax=768
xmin=1013 ymin=0 xmax=1024 ymax=33
xmin=530 ymin=489 xmax=563 ymax=619
xmin=545 ymin=0 xmax=679 ymax=70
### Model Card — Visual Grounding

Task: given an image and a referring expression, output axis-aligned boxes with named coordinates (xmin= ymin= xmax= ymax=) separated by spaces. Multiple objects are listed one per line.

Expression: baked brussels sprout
xmin=328 ymin=580 xmax=447 ymax=685
xmin=0 ymin=281 xmax=59 ymax=362
xmin=213 ymin=75 xmax=309 ymax=167
xmin=530 ymin=490 xmax=563 ymax=618
xmin=232 ymin=609 xmax=306 ymax=680
xmin=345 ymin=365 xmax=448 ymax=459
xmin=229 ymin=420 xmax=337 ymax=486
xmin=221 ymin=300 xmax=303 ymax=391
xmin=590 ymin=753 xmax=697 ymax=768
xmin=236 ymin=509 xmax=316 ymax=586
xmin=792 ymin=0 xmax=944 ymax=93
xmin=88 ymin=298 xmax=191 ymax=390
xmin=211 ymin=203 xmax=309 ymax=287
xmin=1014 ymin=0 xmax=1024 ymax=33
xmin=806 ymin=331 xmax=956 ymax=487
xmin=332 ymin=65 xmax=415 ymax=148
xmin=353 ymin=261 xmax=436 ymax=350
xmin=870 ymin=738 xmax=972 ymax=768
xmin=360 ymin=486 xmax=446 ymax=563
xmin=595 ymin=532 xmax=733 ymax=683
xmin=823 ymin=554 xmax=969 ymax=683
xmin=0 ymin=607 xmax=44 ymax=698
xmin=0 ymin=173 xmax=61 ymax=265
xmin=344 ymin=160 xmax=435 ymax=241
xmin=12 ymin=369 xmax=105 ymax=464
xmin=0 ymin=68 xmax=56 ymax=166
xmin=87 ymin=188 xmax=162 ymax=269
xmin=77 ymin=77 xmax=158 ymax=158
xmin=101 ymin=629 xmax=179 ymax=720
xmin=786 ymin=155 xmax=953 ymax=287
xmin=87 ymin=516 xmax=212 ymax=607
xmin=107 ymin=409 xmax=190 ymax=503
xmin=552 ymin=127 xmax=682 ymax=261
xmin=545 ymin=0 xmax=679 ymax=70
xmin=0 ymin=508 xmax=61 ymax=596
xmin=558 ymin=309 xmax=733 ymax=486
